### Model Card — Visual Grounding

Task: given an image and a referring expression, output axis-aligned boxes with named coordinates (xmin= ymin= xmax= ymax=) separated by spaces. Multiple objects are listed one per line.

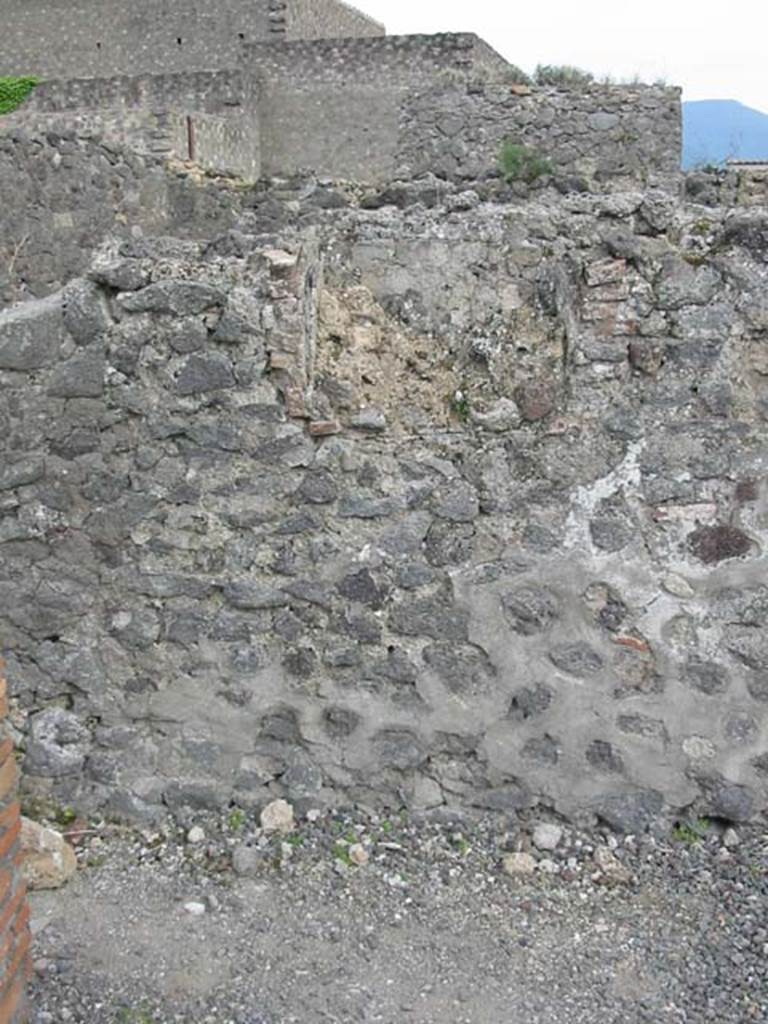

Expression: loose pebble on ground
xmin=29 ymin=806 xmax=768 ymax=1023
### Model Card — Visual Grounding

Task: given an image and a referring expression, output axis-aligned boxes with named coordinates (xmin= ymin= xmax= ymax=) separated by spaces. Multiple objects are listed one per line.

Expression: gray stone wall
xmin=8 ymin=71 xmax=263 ymax=182
xmin=250 ymin=34 xmax=512 ymax=183
xmin=258 ymin=81 xmax=404 ymax=181
xmin=0 ymin=0 xmax=382 ymax=79
xmin=1 ymin=15 xmax=680 ymax=187
xmin=0 ymin=132 xmax=241 ymax=308
xmin=245 ymin=33 xmax=511 ymax=85
xmin=280 ymin=0 xmax=384 ymax=39
xmin=0 ymin=0 xmax=268 ymax=78
xmin=2 ymin=191 xmax=767 ymax=830
xmin=397 ymin=82 xmax=682 ymax=185
xmin=192 ymin=113 xmax=261 ymax=182
xmin=19 ymin=71 xmax=254 ymax=117
xmin=244 ymin=40 xmax=678 ymax=186
xmin=686 ymin=165 xmax=768 ymax=208
xmin=5 ymin=108 xmax=185 ymax=162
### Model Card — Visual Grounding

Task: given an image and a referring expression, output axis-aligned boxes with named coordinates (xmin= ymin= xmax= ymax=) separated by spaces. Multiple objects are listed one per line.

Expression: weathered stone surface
xmin=3 ymin=172 xmax=768 ymax=831
xmin=586 ymin=740 xmax=624 ymax=774
xmin=0 ymin=293 xmax=63 ymax=370
xmin=501 ymin=586 xmax=559 ymax=636
xmin=119 ymin=280 xmax=224 ymax=315
xmin=594 ymin=791 xmax=663 ymax=833
xmin=549 ymin=643 xmax=603 ymax=677
xmin=532 ymin=823 xmax=563 ymax=851
xmin=336 ymin=570 xmax=387 ymax=609
xmin=24 ymin=709 xmax=90 ymax=778
xmin=589 ymin=496 xmax=634 ymax=552
xmin=63 ymin=279 xmax=111 ymax=345
xmin=260 ymin=799 xmax=295 ymax=834
xmin=296 ymin=470 xmax=338 ymax=505
xmin=422 ymin=642 xmax=494 ymax=694
xmin=175 ymin=353 xmax=235 ymax=394
xmin=0 ymin=457 xmax=45 ymax=492
xmin=724 ymin=627 xmax=768 ymax=673
xmin=20 ymin=817 xmax=78 ymax=890
xmin=688 ymin=525 xmax=752 ymax=564
xmin=707 ymin=782 xmax=754 ymax=823
xmin=223 ymin=583 xmax=288 ymax=610
xmin=47 ymin=348 xmax=105 ymax=398
xmin=684 ymin=658 xmax=730 ymax=695
xmin=434 ymin=484 xmax=479 ymax=523
xmin=231 ymin=844 xmax=264 ymax=877
xmin=389 ymin=595 xmax=469 ymax=641
xmin=502 ymin=852 xmax=536 ymax=876
xmin=720 ymin=213 xmax=768 ymax=255
xmin=655 ymin=256 xmax=721 ymax=310
xmin=509 ymin=684 xmax=553 ymax=720
xmin=514 ymin=381 xmax=556 ymax=422
xmin=373 ymin=729 xmax=427 ymax=771
xmin=522 ymin=735 xmax=559 ymax=765
xmin=593 ymin=845 xmax=632 ymax=884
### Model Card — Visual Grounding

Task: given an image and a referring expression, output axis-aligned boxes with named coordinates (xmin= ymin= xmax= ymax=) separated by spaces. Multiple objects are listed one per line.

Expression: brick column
xmin=0 ymin=661 xmax=31 ymax=1024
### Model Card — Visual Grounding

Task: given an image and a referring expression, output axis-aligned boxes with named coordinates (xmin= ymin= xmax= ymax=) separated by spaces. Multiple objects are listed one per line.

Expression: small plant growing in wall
xmin=499 ymin=140 xmax=553 ymax=183
xmin=672 ymin=817 xmax=710 ymax=845
xmin=450 ymin=389 xmax=470 ymax=422
xmin=0 ymin=76 xmax=38 ymax=115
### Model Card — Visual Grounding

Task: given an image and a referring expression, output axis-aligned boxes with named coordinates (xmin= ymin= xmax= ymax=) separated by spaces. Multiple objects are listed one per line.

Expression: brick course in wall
xmin=0 ymin=663 xmax=31 ymax=1024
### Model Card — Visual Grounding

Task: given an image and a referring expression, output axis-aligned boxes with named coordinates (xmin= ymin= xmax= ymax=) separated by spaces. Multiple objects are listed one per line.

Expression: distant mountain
xmin=683 ymin=99 xmax=768 ymax=169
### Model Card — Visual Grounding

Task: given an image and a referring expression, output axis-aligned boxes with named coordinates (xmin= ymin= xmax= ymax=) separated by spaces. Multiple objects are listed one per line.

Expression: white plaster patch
xmin=563 ymin=440 xmax=644 ymax=550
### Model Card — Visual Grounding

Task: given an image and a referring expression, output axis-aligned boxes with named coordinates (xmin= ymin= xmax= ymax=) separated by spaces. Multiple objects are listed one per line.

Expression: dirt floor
xmin=28 ymin=808 xmax=768 ymax=1023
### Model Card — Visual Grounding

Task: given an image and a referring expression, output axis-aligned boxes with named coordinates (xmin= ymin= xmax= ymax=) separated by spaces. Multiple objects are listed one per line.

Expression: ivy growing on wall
xmin=0 ymin=77 xmax=39 ymax=115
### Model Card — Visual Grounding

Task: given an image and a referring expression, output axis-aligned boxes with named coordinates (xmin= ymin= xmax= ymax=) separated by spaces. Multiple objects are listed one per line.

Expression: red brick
xmin=0 ymin=820 xmax=20 ymax=865
xmin=0 ymin=871 xmax=13 ymax=914
xmin=308 ymin=419 xmax=341 ymax=437
xmin=6 ymin=931 xmax=31 ymax=982
xmin=0 ymin=885 xmax=25 ymax=944
xmin=0 ymin=926 xmax=31 ymax=988
xmin=0 ymin=931 xmax=31 ymax=1005
xmin=11 ymin=902 xmax=29 ymax=940
xmin=613 ymin=635 xmax=651 ymax=654
xmin=0 ymin=803 xmax=20 ymax=837
xmin=0 ymin=971 xmax=25 ymax=1024
xmin=0 ymin=750 xmax=17 ymax=806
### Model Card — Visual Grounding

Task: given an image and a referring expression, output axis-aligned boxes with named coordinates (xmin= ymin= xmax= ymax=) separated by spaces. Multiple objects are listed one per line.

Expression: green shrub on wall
xmin=534 ymin=64 xmax=594 ymax=87
xmin=500 ymin=140 xmax=553 ymax=183
xmin=0 ymin=76 xmax=39 ymax=115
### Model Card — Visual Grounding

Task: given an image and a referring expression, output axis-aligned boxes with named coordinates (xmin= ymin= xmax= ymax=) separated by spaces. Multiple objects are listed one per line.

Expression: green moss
xmin=0 ymin=76 xmax=39 ymax=116
xmin=333 ymin=841 xmax=354 ymax=866
xmin=450 ymin=395 xmax=470 ymax=422
xmin=227 ymin=807 xmax=246 ymax=831
xmin=55 ymin=805 xmax=78 ymax=827
xmin=672 ymin=817 xmax=710 ymax=844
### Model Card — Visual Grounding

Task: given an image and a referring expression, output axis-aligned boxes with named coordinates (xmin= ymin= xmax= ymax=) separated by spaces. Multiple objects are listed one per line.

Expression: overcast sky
xmin=361 ymin=1 xmax=768 ymax=113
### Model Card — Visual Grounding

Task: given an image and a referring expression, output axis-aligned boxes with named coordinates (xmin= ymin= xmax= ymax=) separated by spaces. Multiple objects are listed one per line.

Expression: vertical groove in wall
xmin=0 ymin=661 xmax=31 ymax=1024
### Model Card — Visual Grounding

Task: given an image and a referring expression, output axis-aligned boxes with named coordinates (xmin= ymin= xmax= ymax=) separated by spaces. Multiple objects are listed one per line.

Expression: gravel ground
xmin=28 ymin=806 xmax=768 ymax=1024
